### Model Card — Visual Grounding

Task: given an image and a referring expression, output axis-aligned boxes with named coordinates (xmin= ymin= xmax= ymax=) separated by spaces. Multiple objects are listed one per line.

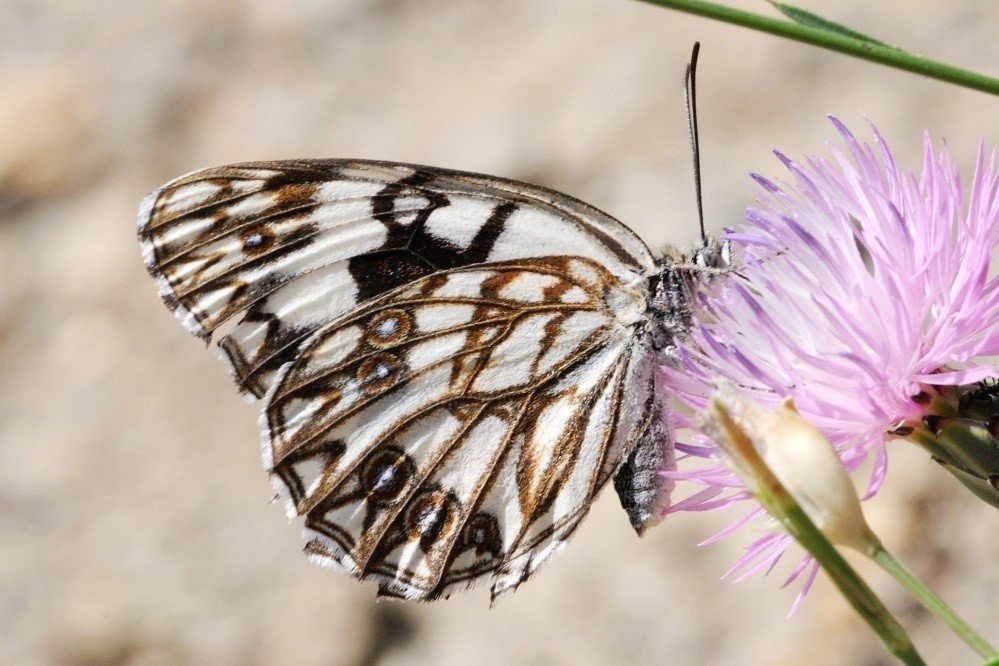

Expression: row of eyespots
xmin=359 ymin=447 xmax=502 ymax=556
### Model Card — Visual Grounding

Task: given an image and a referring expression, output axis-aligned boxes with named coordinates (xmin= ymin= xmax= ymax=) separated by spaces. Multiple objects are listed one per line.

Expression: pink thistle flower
xmin=661 ymin=118 xmax=999 ymax=610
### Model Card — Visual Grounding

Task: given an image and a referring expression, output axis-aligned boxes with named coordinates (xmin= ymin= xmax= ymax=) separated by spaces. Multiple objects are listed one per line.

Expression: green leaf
xmin=937 ymin=420 xmax=999 ymax=478
xmin=767 ymin=1 xmax=903 ymax=50
xmin=934 ymin=460 xmax=999 ymax=510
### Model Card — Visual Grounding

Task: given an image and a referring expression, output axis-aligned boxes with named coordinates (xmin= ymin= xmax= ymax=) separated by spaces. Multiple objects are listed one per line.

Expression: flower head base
xmin=661 ymin=118 xmax=999 ymax=604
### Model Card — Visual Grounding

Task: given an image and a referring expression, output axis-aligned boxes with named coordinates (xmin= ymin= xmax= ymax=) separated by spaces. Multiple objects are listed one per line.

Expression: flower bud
xmin=701 ymin=383 xmax=879 ymax=552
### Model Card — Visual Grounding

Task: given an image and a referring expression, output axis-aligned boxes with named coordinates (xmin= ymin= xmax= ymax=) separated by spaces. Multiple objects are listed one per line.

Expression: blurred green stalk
xmin=636 ymin=0 xmax=999 ymax=96
xmin=870 ymin=546 xmax=999 ymax=662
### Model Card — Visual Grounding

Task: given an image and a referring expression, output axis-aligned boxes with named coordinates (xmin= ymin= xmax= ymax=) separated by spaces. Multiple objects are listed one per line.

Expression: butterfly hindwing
xmin=263 ymin=257 xmax=655 ymax=599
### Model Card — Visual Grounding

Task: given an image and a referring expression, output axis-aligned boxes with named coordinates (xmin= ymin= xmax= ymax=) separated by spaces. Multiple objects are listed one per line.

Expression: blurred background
xmin=0 ymin=1 xmax=996 ymax=664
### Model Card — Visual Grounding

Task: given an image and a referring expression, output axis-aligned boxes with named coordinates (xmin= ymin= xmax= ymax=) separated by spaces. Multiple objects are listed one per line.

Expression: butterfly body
xmin=138 ymin=159 xmax=727 ymax=600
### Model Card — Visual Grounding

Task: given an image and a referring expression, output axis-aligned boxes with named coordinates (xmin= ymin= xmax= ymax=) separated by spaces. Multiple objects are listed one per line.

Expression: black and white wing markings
xmin=137 ymin=160 xmax=656 ymax=399
xmin=138 ymin=159 xmax=679 ymax=599
xmin=262 ymin=257 xmax=656 ymax=599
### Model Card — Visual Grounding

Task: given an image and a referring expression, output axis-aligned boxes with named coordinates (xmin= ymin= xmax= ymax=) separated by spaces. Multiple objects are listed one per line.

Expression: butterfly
xmin=137 ymin=158 xmax=729 ymax=600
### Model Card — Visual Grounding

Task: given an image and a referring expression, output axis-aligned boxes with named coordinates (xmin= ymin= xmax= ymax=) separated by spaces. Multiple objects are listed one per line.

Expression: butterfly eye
xmin=239 ymin=226 xmax=275 ymax=254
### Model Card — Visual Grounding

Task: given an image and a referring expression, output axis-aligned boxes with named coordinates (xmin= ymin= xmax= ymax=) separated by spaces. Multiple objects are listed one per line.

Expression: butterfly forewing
xmin=138 ymin=159 xmax=671 ymax=599
xmin=138 ymin=160 xmax=655 ymax=398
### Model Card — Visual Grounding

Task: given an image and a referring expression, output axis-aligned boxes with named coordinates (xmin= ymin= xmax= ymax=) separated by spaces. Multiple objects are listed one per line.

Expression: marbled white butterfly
xmin=137 ymin=159 xmax=729 ymax=600
xmin=137 ymin=44 xmax=728 ymax=602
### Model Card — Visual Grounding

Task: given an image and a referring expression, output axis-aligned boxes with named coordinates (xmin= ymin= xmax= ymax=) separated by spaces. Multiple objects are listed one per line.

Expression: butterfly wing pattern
xmin=138 ymin=159 xmax=676 ymax=599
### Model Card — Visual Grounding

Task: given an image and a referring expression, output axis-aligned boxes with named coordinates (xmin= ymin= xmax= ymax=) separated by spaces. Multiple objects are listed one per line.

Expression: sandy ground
xmin=0 ymin=1 xmax=996 ymax=664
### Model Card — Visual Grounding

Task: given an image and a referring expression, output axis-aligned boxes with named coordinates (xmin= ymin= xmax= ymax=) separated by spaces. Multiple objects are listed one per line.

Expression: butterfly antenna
xmin=684 ymin=42 xmax=707 ymax=246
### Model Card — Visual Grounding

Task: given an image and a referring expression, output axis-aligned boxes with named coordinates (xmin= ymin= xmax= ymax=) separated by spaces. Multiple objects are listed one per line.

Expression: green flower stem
xmin=776 ymin=506 xmax=924 ymax=665
xmin=712 ymin=407 xmax=926 ymax=665
xmin=635 ymin=0 xmax=999 ymax=96
xmin=870 ymin=545 xmax=999 ymax=662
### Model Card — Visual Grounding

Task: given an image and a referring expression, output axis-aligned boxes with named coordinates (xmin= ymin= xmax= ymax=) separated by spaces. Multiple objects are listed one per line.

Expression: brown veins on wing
xmin=282 ymin=396 xmax=461 ymax=495
xmin=273 ymin=324 xmax=614 ymax=462
xmin=243 ymin=307 xmax=520 ymax=387
xmin=270 ymin=303 xmax=599 ymax=403
xmin=352 ymin=401 xmax=495 ymax=575
xmin=155 ymin=201 xmax=319 ymax=267
xmin=173 ymin=230 xmax=317 ymax=300
xmin=502 ymin=356 xmax=624 ymax=563
xmin=155 ymin=193 xmax=437 ymax=268
xmin=423 ymin=395 xmax=534 ymax=595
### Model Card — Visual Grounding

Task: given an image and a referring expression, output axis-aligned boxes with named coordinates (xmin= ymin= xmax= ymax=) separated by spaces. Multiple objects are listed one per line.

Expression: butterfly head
xmin=690 ymin=235 xmax=731 ymax=270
